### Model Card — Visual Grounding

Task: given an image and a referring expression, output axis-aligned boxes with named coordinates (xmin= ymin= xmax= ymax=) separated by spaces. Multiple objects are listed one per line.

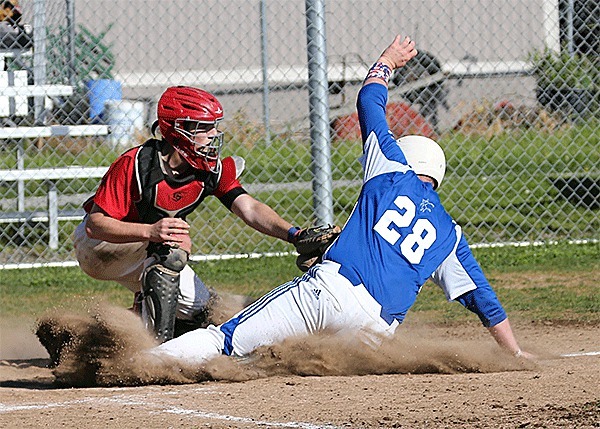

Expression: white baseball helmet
xmin=396 ymin=135 xmax=446 ymax=189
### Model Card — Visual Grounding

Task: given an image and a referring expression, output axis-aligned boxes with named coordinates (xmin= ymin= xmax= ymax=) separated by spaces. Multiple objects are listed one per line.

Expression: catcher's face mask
xmin=173 ymin=119 xmax=224 ymax=173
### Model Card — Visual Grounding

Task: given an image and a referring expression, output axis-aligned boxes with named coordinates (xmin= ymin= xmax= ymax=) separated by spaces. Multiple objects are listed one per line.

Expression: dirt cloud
xmin=34 ymin=300 xmax=536 ymax=388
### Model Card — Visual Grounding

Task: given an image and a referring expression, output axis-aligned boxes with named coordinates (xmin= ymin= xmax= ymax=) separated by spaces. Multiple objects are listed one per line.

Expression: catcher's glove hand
xmin=292 ymin=224 xmax=341 ymax=272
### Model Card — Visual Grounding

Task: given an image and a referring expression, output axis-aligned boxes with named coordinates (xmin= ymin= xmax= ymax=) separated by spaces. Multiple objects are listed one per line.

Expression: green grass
xmin=412 ymin=279 xmax=598 ymax=325
xmin=1 ymin=118 xmax=598 ymax=258
xmin=1 ymin=242 xmax=598 ymax=325
xmin=410 ymin=241 xmax=600 ymax=324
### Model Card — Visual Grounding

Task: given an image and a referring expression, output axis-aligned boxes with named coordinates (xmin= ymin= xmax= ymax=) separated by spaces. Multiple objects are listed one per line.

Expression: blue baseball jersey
xmin=324 ymin=83 xmax=506 ymax=326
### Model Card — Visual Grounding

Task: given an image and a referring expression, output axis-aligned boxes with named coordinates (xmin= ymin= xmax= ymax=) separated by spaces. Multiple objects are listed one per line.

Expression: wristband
xmin=287 ymin=226 xmax=301 ymax=243
xmin=365 ymin=62 xmax=392 ymax=83
xmin=514 ymin=349 xmax=523 ymax=358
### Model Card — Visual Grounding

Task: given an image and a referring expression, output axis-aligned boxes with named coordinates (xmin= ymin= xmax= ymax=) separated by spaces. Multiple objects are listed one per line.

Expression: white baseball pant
xmin=72 ymin=218 xmax=211 ymax=321
xmin=152 ymin=260 xmax=399 ymax=365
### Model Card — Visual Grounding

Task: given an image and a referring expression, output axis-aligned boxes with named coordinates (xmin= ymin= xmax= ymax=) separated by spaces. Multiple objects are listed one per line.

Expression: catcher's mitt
xmin=293 ymin=224 xmax=341 ymax=272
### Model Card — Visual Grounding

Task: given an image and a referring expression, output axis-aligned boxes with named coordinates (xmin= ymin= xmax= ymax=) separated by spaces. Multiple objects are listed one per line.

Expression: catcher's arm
xmin=230 ymin=194 xmax=294 ymax=242
xmin=290 ymin=224 xmax=342 ymax=272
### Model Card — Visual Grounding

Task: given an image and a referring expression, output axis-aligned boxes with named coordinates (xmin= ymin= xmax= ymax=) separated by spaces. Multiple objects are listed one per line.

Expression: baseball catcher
xmin=69 ymin=86 xmax=313 ymax=344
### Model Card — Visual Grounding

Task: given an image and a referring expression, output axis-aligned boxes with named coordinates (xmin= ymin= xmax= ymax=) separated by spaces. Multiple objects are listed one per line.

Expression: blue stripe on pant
xmin=219 ymin=273 xmax=309 ymax=356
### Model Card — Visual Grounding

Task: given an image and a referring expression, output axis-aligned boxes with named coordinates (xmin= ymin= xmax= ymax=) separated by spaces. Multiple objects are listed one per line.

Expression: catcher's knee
xmin=142 ymin=245 xmax=189 ymax=343
xmin=147 ymin=243 xmax=188 ymax=272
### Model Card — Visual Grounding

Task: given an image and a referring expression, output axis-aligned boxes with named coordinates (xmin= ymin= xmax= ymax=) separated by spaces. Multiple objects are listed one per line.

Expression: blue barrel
xmin=86 ymin=79 xmax=122 ymax=122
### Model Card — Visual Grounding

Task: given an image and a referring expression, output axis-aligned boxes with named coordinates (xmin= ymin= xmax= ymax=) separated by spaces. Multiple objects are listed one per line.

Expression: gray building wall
xmin=19 ymin=0 xmax=558 ymax=130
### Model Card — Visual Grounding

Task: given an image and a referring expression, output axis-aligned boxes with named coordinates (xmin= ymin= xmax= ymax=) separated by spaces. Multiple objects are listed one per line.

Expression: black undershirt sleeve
xmin=218 ymin=187 xmax=248 ymax=211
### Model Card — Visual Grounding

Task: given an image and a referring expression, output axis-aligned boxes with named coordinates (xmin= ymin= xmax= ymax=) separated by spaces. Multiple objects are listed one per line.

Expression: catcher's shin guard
xmin=141 ymin=245 xmax=188 ymax=343
xmin=173 ymin=288 xmax=220 ymax=337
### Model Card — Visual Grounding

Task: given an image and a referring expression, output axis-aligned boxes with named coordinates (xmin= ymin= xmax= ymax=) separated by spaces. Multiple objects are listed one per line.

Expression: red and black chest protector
xmin=134 ymin=139 xmax=219 ymax=223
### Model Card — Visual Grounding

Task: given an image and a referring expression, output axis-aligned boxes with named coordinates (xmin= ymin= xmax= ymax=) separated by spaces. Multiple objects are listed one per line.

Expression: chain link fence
xmin=1 ymin=0 xmax=598 ymax=268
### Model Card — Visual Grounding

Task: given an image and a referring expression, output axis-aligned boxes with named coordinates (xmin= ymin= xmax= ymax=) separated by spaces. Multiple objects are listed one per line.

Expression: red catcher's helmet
xmin=157 ymin=86 xmax=224 ymax=172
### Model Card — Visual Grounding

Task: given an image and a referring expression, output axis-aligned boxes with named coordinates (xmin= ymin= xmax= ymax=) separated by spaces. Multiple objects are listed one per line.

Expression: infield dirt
xmin=1 ymin=296 xmax=599 ymax=428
